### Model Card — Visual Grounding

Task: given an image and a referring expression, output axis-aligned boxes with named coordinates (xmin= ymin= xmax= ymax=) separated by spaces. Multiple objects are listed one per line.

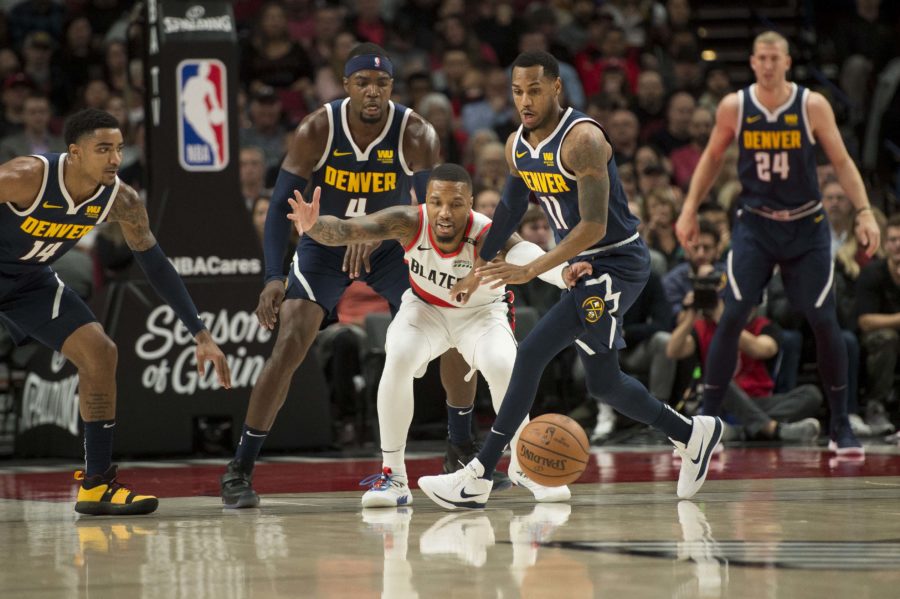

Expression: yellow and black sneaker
xmin=74 ymin=465 xmax=159 ymax=516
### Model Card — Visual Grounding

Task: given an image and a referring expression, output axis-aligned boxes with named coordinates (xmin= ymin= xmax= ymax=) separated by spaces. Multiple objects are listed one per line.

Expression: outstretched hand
xmin=449 ymin=270 xmax=481 ymax=304
xmin=286 ymin=186 xmax=321 ymax=236
xmin=475 ymin=260 xmax=537 ymax=288
xmin=344 ymin=241 xmax=382 ymax=279
xmin=194 ymin=331 xmax=232 ymax=389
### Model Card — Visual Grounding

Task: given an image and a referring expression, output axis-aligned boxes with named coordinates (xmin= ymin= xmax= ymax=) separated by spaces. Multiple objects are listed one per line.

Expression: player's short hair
xmin=348 ymin=42 xmax=389 ymax=61
xmin=64 ymin=108 xmax=119 ymax=145
xmin=512 ymin=51 xmax=560 ymax=80
xmin=429 ymin=163 xmax=472 ymax=191
xmin=753 ymin=31 xmax=790 ymax=55
xmin=520 ymin=203 xmax=548 ymax=229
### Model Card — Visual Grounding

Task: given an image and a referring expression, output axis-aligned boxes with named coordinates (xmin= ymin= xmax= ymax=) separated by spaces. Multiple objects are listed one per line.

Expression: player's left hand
xmin=562 ymin=261 xmax=593 ymax=288
xmin=194 ymin=331 xmax=232 ymax=389
xmin=343 ymin=241 xmax=382 ymax=279
xmin=476 ymin=260 xmax=537 ymax=288
xmin=286 ymin=186 xmax=321 ymax=235
xmin=855 ymin=209 xmax=881 ymax=257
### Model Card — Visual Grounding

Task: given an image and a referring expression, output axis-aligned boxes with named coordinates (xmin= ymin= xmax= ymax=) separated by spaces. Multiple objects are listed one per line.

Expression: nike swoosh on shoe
xmin=694 ymin=419 xmax=723 ymax=482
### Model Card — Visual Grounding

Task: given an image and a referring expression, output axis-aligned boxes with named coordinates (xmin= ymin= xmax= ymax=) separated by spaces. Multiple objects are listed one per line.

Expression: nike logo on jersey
xmin=515 ymin=150 xmax=528 ymax=158
xmin=745 ymin=115 xmax=762 ymax=124
xmin=42 ymin=202 xmax=64 ymax=209
xmin=333 ymin=150 xmax=353 ymax=157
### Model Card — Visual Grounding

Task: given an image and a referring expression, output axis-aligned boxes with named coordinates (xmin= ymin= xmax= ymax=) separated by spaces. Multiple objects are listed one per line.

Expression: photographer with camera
xmin=666 ymin=290 xmax=823 ymax=442
xmin=663 ymin=220 xmax=725 ymax=319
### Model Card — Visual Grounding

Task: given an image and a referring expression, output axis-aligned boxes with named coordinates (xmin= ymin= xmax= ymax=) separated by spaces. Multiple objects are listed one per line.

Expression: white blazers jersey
xmin=402 ymin=206 xmax=502 ymax=308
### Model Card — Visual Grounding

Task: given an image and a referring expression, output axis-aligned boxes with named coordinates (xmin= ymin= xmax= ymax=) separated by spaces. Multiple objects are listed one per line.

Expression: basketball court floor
xmin=1 ymin=444 xmax=899 ymax=598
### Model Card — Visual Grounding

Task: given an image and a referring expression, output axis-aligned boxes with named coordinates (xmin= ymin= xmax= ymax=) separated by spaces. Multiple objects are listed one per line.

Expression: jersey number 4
xmin=20 ymin=240 xmax=63 ymax=262
xmin=345 ymin=197 xmax=367 ymax=217
xmin=755 ymin=151 xmax=790 ymax=181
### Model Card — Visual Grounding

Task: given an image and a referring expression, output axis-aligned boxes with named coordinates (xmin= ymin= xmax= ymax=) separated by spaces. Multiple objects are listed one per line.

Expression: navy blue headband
xmin=344 ymin=54 xmax=393 ymax=78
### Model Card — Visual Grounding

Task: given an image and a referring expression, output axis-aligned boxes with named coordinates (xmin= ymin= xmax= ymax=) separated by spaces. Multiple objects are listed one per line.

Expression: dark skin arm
xmin=106 ymin=183 xmax=232 ymax=388
xmin=257 ymin=109 xmax=328 ymax=329
xmin=477 ymin=122 xmax=610 ymax=286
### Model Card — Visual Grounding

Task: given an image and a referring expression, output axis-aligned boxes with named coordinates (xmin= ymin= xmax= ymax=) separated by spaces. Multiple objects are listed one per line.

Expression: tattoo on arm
xmin=563 ymin=127 xmax=611 ymax=228
xmin=106 ymin=184 xmax=157 ymax=251
xmin=307 ymin=206 xmax=418 ymax=246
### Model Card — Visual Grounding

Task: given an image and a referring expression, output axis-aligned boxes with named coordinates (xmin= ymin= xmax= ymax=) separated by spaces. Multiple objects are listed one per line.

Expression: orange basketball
xmin=515 ymin=414 xmax=590 ymax=487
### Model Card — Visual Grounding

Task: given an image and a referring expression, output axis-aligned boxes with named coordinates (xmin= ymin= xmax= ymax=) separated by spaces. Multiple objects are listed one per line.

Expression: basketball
xmin=515 ymin=414 xmax=590 ymax=487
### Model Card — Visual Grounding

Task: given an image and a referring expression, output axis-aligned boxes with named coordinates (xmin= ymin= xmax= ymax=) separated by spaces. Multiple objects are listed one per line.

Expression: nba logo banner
xmin=177 ymin=59 xmax=228 ymax=171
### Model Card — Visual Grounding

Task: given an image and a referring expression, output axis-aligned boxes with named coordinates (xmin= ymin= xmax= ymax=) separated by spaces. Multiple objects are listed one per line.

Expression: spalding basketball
xmin=516 ymin=414 xmax=590 ymax=487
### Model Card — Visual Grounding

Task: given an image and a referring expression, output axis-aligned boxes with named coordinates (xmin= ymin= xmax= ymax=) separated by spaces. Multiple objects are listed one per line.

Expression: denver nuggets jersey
xmin=737 ymin=83 xmax=819 ymax=211
xmin=0 ymin=153 xmax=118 ymax=276
xmin=402 ymin=206 xmax=500 ymax=308
xmin=309 ymin=98 xmax=413 ymax=220
xmin=512 ymin=108 xmax=638 ymax=256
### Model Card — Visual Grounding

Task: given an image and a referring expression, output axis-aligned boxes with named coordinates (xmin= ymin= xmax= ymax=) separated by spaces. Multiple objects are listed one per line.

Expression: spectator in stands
xmin=0 ymin=93 xmax=64 ymax=162
xmin=697 ymin=202 xmax=731 ymax=257
xmin=651 ymin=90 xmax=695 ymax=156
xmin=79 ymin=77 xmax=111 ymax=111
xmin=637 ymin=161 xmax=672 ymax=201
xmin=240 ymin=1 xmax=314 ymax=98
xmin=7 ymin=0 xmax=66 ymax=49
xmin=663 ymin=219 xmax=723 ymax=318
xmin=670 ymin=106 xmax=713 ymax=191
xmin=347 ymin=0 xmax=388 ymax=47
xmin=823 ymin=176 xmax=855 ymax=258
xmin=472 ymin=141 xmax=508 ymax=193
xmin=0 ymin=72 xmax=32 ymax=139
xmin=239 ymin=87 xmax=288 ymax=171
xmin=633 ymin=70 xmax=667 ymax=141
xmin=461 ymin=67 xmax=516 ymax=138
xmin=117 ymin=120 xmax=145 ymax=192
xmin=856 ymin=213 xmax=900 ymax=433
xmin=405 ymin=72 xmax=434 ymax=114
xmin=307 ymin=4 xmax=346 ymax=68
xmin=667 ymin=297 xmax=822 ymax=442
xmin=103 ymin=93 xmax=139 ymax=168
xmin=433 ymin=48 xmax=471 ymax=113
xmin=642 ymin=186 xmax=682 ymax=270
xmin=619 ymin=162 xmax=639 ymax=203
xmin=473 ymin=188 xmax=500 ymax=220
xmin=461 ymin=128 xmax=499 ymax=175
xmin=284 ymin=0 xmax=315 ymax=42
xmin=416 ymin=92 xmax=463 ymax=164
xmin=698 ymin=62 xmax=732 ymax=114
xmin=608 ymin=108 xmax=640 ymax=166
xmin=575 ymin=23 xmax=639 ymax=99
xmin=54 ymin=16 xmax=104 ymax=114
xmin=240 ymin=146 xmax=270 ymax=211
xmin=104 ymin=40 xmax=129 ymax=95
xmin=436 ymin=13 xmax=497 ymax=68
xmin=20 ymin=30 xmax=64 ymax=112
xmin=472 ymin=1 xmax=521 ymax=67
xmin=509 ymin=205 xmax=558 ymax=316
xmin=314 ymin=30 xmax=358 ymax=105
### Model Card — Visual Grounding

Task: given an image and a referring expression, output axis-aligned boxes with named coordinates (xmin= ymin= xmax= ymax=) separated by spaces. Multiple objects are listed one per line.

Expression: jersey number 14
xmin=755 ymin=151 xmax=790 ymax=181
xmin=21 ymin=240 xmax=63 ymax=262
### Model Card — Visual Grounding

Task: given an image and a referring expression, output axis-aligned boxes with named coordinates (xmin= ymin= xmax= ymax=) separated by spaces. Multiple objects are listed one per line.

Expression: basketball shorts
xmin=726 ymin=208 xmax=833 ymax=310
xmin=285 ymin=238 xmax=410 ymax=317
xmin=0 ymin=268 xmax=97 ymax=351
xmin=567 ymin=239 xmax=651 ymax=355
xmin=386 ymin=289 xmax=516 ymax=377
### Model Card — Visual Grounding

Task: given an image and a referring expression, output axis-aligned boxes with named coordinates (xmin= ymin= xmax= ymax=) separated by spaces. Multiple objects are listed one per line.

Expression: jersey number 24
xmin=755 ymin=151 xmax=790 ymax=181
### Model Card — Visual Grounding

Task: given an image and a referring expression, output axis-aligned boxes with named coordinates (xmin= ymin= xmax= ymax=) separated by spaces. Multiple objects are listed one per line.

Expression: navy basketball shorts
xmin=285 ymin=238 xmax=410 ymax=317
xmin=0 ymin=269 xmax=97 ymax=351
xmin=567 ymin=240 xmax=651 ymax=355
xmin=726 ymin=208 xmax=833 ymax=310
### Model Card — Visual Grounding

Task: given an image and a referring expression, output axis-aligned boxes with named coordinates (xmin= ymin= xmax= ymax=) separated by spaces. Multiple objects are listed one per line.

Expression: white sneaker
xmin=508 ymin=463 xmax=571 ymax=503
xmin=590 ymin=402 xmax=616 ymax=443
xmin=360 ymin=467 xmax=412 ymax=508
xmin=419 ymin=513 xmax=496 ymax=567
xmin=418 ymin=458 xmax=493 ymax=510
xmin=671 ymin=416 xmax=723 ymax=499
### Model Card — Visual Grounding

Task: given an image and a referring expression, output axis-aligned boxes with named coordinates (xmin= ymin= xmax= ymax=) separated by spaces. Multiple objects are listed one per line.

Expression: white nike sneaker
xmin=508 ymin=463 xmax=572 ymax=503
xmin=418 ymin=458 xmax=493 ymax=510
xmin=361 ymin=467 xmax=412 ymax=508
xmin=671 ymin=416 xmax=723 ymax=499
xmin=419 ymin=513 xmax=496 ymax=567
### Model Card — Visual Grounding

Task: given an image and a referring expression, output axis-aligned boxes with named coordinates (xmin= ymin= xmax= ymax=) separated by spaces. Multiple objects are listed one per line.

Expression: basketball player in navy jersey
xmin=287 ymin=164 xmax=592 ymax=507
xmin=221 ymin=43 xmax=479 ymax=508
xmin=417 ymin=51 xmax=723 ymax=510
xmin=675 ymin=31 xmax=879 ymax=455
xmin=0 ymin=109 xmax=231 ymax=515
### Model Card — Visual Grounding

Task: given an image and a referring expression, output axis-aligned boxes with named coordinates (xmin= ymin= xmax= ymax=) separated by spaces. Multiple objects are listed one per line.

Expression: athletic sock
xmin=235 ymin=424 xmax=268 ymax=472
xmin=447 ymin=402 xmax=475 ymax=446
xmin=83 ymin=420 xmax=115 ymax=477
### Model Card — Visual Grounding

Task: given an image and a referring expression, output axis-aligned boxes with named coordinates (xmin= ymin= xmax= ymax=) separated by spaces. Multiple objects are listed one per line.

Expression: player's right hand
xmin=287 ymin=186 xmax=321 ymax=236
xmin=256 ymin=280 xmax=286 ymax=330
xmin=674 ymin=208 xmax=699 ymax=249
xmin=449 ymin=270 xmax=481 ymax=305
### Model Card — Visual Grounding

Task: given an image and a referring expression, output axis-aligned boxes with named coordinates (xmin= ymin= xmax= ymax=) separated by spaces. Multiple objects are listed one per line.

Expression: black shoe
xmin=443 ymin=438 xmax=512 ymax=491
xmin=221 ymin=460 xmax=260 ymax=509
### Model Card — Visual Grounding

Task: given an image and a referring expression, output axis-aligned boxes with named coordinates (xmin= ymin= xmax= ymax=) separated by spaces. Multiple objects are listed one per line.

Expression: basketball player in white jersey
xmin=286 ymin=164 xmax=591 ymax=507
